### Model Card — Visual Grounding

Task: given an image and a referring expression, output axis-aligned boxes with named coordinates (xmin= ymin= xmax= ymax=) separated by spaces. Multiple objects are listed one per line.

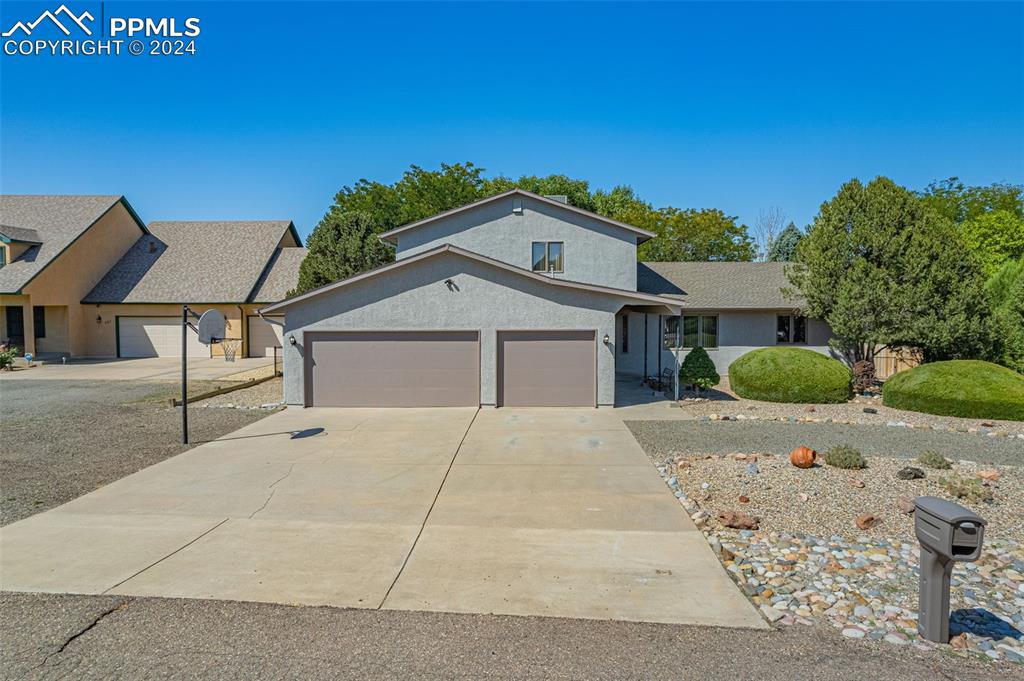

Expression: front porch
xmin=0 ymin=298 xmax=70 ymax=358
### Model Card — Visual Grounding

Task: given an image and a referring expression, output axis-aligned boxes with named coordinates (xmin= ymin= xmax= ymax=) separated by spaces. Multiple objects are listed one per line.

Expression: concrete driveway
xmin=0 ymin=407 xmax=763 ymax=628
xmin=0 ymin=356 xmax=273 ymax=381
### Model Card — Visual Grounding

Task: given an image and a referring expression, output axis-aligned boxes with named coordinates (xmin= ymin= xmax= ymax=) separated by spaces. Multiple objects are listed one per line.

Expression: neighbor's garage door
xmin=118 ymin=316 xmax=209 ymax=358
xmin=307 ymin=331 xmax=479 ymax=407
xmin=498 ymin=330 xmax=596 ymax=407
xmin=247 ymin=315 xmax=284 ymax=357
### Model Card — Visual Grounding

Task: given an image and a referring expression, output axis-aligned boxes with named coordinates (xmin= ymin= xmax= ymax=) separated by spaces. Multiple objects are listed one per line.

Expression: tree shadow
xmin=950 ymin=607 xmax=1022 ymax=641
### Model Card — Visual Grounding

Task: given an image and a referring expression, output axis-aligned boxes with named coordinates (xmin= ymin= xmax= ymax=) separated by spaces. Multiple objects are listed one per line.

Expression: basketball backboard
xmin=197 ymin=309 xmax=226 ymax=345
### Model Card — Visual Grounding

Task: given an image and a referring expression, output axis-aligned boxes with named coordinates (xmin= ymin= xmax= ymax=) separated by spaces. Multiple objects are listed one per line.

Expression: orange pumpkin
xmin=789 ymin=446 xmax=817 ymax=469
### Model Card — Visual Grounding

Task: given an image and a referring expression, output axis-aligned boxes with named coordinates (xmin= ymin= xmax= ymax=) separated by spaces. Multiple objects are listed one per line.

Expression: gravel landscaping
xmin=0 ymin=379 xmax=275 ymax=526
xmin=630 ymin=417 xmax=1024 ymax=665
xmin=678 ymin=378 xmax=1024 ymax=436
xmin=627 ymin=420 xmax=1024 ymax=466
xmin=193 ymin=376 xmax=284 ymax=409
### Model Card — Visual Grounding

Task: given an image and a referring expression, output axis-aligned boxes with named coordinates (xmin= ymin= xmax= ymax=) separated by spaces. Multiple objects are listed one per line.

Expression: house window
xmin=0 ymin=247 xmax=6 ymax=268
xmin=621 ymin=313 xmax=629 ymax=353
xmin=665 ymin=315 xmax=718 ymax=349
xmin=777 ymin=314 xmax=807 ymax=343
xmin=531 ymin=242 xmax=564 ymax=273
xmin=33 ymin=306 xmax=46 ymax=339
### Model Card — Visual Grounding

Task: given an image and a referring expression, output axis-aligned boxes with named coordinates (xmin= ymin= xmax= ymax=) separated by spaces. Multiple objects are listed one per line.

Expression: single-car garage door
xmin=118 ymin=316 xmax=209 ymax=358
xmin=247 ymin=315 xmax=284 ymax=357
xmin=307 ymin=331 xmax=479 ymax=407
xmin=498 ymin=330 xmax=596 ymax=407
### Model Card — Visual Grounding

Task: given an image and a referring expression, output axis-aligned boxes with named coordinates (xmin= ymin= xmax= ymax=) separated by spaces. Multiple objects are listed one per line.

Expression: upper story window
xmin=531 ymin=242 xmax=564 ymax=273
xmin=0 ymin=246 xmax=6 ymax=268
xmin=664 ymin=315 xmax=718 ymax=349
xmin=777 ymin=314 xmax=807 ymax=343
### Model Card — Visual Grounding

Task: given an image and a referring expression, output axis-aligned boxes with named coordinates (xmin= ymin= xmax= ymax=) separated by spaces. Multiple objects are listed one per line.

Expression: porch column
xmin=22 ymin=302 xmax=35 ymax=356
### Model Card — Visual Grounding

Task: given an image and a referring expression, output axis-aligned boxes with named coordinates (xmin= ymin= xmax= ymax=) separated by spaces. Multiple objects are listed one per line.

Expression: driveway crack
xmin=248 ymin=463 xmax=295 ymax=519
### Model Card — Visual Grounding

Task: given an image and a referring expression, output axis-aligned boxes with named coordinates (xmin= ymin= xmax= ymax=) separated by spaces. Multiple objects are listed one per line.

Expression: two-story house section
xmin=263 ymin=190 xmax=683 ymax=408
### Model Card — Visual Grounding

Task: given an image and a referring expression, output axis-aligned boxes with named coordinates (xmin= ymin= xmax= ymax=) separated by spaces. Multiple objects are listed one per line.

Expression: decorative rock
xmin=789 ymin=446 xmax=817 ymax=469
xmin=717 ymin=510 xmax=760 ymax=530
xmin=863 ymin=407 xmax=878 ymax=414
xmin=977 ymin=470 xmax=1001 ymax=482
xmin=896 ymin=467 xmax=925 ymax=480
xmin=761 ymin=604 xmax=786 ymax=622
xmin=855 ymin=514 xmax=879 ymax=530
xmin=738 ymin=495 xmax=751 ymax=504
xmin=849 ymin=478 xmax=865 ymax=489
xmin=745 ymin=462 xmax=760 ymax=475
xmin=896 ymin=497 xmax=916 ymax=515
xmin=841 ymin=627 xmax=866 ymax=639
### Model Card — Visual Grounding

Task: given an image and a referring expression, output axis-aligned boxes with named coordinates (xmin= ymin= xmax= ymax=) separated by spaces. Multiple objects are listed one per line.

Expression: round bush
xmin=728 ymin=347 xmax=852 ymax=403
xmin=882 ymin=360 xmax=1024 ymax=421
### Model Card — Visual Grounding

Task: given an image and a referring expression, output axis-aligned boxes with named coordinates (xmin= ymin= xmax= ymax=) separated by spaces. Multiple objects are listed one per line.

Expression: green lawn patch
xmin=728 ymin=347 xmax=852 ymax=403
xmin=882 ymin=360 xmax=1024 ymax=421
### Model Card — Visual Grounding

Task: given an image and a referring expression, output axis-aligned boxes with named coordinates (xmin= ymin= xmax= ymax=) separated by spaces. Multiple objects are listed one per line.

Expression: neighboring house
xmin=631 ymin=261 xmax=837 ymax=376
xmin=0 ymin=195 xmax=304 ymax=359
xmin=264 ymin=189 xmax=835 ymax=408
xmin=0 ymin=196 xmax=148 ymax=357
xmin=83 ymin=221 xmax=305 ymax=358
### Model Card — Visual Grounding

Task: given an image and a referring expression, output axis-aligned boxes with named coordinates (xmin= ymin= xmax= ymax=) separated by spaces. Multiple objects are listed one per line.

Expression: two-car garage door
xmin=304 ymin=330 xmax=596 ymax=408
xmin=118 ymin=317 xmax=209 ymax=358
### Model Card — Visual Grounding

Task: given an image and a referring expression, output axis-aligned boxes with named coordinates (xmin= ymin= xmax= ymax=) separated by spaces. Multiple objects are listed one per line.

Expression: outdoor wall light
xmin=602 ymin=334 xmax=610 ymax=345
xmin=288 ymin=335 xmax=297 ymax=345
xmin=95 ymin=315 xmax=102 ymax=324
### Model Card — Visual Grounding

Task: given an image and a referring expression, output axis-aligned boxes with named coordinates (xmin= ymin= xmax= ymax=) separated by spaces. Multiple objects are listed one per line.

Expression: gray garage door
xmin=498 ymin=331 xmax=596 ymax=407
xmin=307 ymin=331 xmax=480 ymax=407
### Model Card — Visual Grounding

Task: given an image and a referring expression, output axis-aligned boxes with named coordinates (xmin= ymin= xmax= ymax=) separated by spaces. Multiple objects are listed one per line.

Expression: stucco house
xmin=263 ymin=189 xmax=834 ymax=408
xmin=0 ymin=195 xmax=304 ymax=359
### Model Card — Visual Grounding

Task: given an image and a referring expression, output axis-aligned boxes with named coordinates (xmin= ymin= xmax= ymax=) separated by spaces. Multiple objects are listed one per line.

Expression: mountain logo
xmin=3 ymin=4 xmax=94 ymax=37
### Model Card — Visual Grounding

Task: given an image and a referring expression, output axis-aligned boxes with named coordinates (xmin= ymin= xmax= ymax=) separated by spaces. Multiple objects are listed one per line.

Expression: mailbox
xmin=914 ymin=496 xmax=987 ymax=643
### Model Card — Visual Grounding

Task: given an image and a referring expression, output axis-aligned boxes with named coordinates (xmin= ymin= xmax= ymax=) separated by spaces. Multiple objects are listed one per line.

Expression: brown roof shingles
xmin=0 ymin=195 xmax=128 ymax=293
xmin=83 ymin=221 xmax=299 ymax=304
xmin=249 ymin=247 xmax=307 ymax=302
xmin=637 ymin=261 xmax=805 ymax=309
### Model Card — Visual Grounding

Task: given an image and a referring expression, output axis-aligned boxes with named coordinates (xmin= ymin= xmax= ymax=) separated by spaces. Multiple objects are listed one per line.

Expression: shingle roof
xmin=249 ymin=247 xmax=307 ymax=302
xmin=262 ymin=243 xmax=682 ymax=314
xmin=0 ymin=195 xmax=132 ymax=293
xmin=83 ymin=221 xmax=298 ymax=303
xmin=637 ymin=261 xmax=805 ymax=309
xmin=0 ymin=225 xmax=43 ymax=244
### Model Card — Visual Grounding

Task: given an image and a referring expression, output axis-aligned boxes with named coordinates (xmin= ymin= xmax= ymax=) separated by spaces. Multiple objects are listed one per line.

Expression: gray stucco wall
xmin=394 ymin=194 xmax=639 ymax=291
xmin=616 ymin=310 xmax=837 ymax=377
xmin=281 ymin=251 xmax=632 ymax=407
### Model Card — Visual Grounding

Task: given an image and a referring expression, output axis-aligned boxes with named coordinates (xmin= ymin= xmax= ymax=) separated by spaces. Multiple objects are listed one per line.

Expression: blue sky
xmin=1 ymin=1 xmax=1022 ymax=239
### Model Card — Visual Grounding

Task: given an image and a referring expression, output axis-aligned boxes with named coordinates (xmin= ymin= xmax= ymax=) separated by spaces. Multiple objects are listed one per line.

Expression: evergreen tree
xmin=767 ymin=222 xmax=803 ymax=261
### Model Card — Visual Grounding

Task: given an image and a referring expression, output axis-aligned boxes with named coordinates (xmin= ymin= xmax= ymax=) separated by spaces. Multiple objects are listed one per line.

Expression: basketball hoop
xmin=220 ymin=338 xmax=242 ymax=362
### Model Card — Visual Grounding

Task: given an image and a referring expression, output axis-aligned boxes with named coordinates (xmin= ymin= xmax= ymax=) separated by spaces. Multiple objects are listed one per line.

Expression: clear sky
xmin=1 ymin=1 xmax=1022 ymax=239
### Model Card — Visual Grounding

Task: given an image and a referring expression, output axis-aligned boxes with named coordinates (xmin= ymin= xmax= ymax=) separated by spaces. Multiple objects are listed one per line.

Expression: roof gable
xmin=377 ymin=189 xmax=656 ymax=245
xmin=0 ymin=195 xmax=145 ymax=294
xmin=262 ymin=244 xmax=680 ymax=313
xmin=83 ymin=220 xmax=298 ymax=304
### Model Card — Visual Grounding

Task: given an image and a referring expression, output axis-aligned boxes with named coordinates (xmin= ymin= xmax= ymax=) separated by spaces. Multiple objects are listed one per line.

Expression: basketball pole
xmin=182 ymin=304 xmax=189 ymax=444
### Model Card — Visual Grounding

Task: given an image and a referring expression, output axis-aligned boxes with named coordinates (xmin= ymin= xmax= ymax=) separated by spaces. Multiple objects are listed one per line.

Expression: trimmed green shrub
xmin=728 ymin=347 xmax=852 ymax=403
xmin=882 ymin=360 xmax=1024 ymax=421
xmin=0 ymin=345 xmax=19 ymax=371
xmin=917 ymin=450 xmax=952 ymax=470
xmin=679 ymin=346 xmax=720 ymax=395
xmin=823 ymin=445 xmax=867 ymax=469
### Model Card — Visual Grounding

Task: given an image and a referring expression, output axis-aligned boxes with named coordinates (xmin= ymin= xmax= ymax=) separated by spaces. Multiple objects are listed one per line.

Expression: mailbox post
xmin=914 ymin=496 xmax=986 ymax=643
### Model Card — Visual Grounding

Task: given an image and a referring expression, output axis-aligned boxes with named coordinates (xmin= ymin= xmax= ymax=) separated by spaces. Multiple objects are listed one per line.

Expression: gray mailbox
xmin=914 ymin=496 xmax=987 ymax=643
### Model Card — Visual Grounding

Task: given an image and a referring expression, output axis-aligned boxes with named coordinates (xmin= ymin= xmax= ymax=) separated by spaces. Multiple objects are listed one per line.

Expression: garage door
xmin=498 ymin=330 xmax=596 ymax=407
xmin=118 ymin=317 xmax=209 ymax=358
xmin=247 ymin=315 xmax=284 ymax=357
xmin=307 ymin=331 xmax=479 ymax=407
